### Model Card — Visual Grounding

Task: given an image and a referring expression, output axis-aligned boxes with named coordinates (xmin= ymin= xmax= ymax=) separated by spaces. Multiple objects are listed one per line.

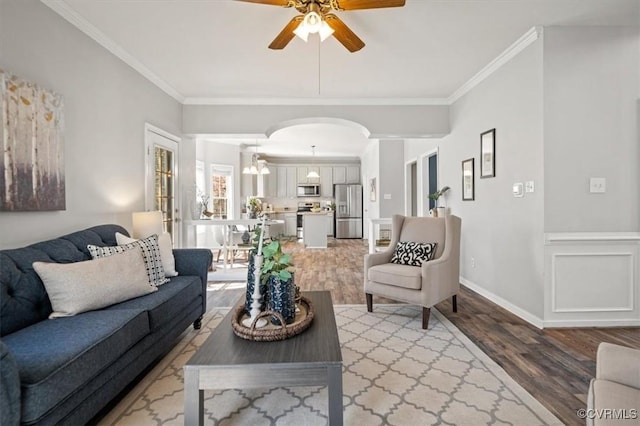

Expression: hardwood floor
xmin=208 ymin=238 xmax=640 ymax=426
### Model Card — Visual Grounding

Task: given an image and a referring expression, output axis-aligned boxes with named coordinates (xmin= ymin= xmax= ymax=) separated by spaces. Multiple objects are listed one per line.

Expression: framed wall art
xmin=480 ymin=128 xmax=495 ymax=178
xmin=462 ymin=158 xmax=474 ymax=201
xmin=1 ymin=70 xmax=66 ymax=211
xmin=369 ymin=177 xmax=376 ymax=202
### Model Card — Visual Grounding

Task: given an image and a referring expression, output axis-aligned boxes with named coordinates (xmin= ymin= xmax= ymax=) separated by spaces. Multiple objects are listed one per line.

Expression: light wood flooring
xmin=208 ymin=238 xmax=640 ymax=426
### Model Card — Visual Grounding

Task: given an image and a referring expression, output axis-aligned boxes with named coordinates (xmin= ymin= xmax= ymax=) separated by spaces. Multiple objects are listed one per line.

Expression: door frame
xmin=420 ymin=147 xmax=439 ymax=216
xmin=144 ymin=123 xmax=181 ymax=245
xmin=404 ymin=158 xmax=418 ymax=216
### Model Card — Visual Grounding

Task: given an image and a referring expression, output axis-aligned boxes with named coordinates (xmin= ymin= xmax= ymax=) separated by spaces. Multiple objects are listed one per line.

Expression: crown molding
xmin=41 ymin=0 xmax=185 ymax=103
xmin=41 ymin=2 xmax=540 ymax=109
xmin=182 ymin=97 xmax=450 ymax=106
xmin=447 ymin=26 xmax=541 ymax=105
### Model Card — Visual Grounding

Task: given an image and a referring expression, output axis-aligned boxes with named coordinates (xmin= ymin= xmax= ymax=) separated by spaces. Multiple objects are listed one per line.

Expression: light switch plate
xmin=513 ymin=183 xmax=524 ymax=197
xmin=525 ymin=181 xmax=534 ymax=193
xmin=590 ymin=177 xmax=606 ymax=193
xmin=383 ymin=194 xmax=392 ymax=200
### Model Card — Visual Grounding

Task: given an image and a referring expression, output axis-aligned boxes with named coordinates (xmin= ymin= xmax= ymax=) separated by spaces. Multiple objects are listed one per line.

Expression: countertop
xmin=300 ymin=211 xmax=333 ymax=215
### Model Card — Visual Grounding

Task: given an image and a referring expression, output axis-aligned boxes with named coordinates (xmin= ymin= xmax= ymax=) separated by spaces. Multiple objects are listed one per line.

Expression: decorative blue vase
xmin=267 ymin=274 xmax=296 ymax=325
xmin=245 ymin=252 xmax=267 ymax=315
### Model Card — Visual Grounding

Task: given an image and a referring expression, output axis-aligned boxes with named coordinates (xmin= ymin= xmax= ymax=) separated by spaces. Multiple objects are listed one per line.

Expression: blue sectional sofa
xmin=0 ymin=224 xmax=212 ymax=425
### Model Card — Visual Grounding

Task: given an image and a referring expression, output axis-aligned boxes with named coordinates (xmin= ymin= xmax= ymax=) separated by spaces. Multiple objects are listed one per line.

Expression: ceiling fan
xmin=237 ymin=0 xmax=406 ymax=52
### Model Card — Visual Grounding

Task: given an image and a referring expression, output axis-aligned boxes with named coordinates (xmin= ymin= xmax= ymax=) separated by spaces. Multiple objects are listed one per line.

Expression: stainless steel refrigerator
xmin=334 ymin=184 xmax=363 ymax=239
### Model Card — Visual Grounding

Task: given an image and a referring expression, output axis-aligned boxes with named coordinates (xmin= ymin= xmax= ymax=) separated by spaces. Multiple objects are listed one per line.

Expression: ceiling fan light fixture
xmin=318 ymin=20 xmax=334 ymax=42
xmin=293 ymin=22 xmax=310 ymax=42
xmin=304 ymin=11 xmax=322 ymax=33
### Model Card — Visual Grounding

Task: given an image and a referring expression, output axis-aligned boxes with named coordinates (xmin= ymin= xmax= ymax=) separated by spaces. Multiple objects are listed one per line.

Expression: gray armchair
xmin=587 ymin=342 xmax=640 ymax=426
xmin=364 ymin=214 xmax=461 ymax=329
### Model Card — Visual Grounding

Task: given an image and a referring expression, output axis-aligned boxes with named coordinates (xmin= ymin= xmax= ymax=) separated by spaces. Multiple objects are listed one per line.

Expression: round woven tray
xmin=231 ymin=295 xmax=314 ymax=342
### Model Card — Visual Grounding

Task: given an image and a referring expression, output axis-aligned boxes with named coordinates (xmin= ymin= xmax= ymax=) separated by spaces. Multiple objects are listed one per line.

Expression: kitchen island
xmin=302 ymin=212 xmax=331 ymax=248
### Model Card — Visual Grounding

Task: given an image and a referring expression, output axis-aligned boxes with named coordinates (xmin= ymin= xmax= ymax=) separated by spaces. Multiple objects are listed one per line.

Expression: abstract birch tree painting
xmin=1 ymin=70 xmax=65 ymax=211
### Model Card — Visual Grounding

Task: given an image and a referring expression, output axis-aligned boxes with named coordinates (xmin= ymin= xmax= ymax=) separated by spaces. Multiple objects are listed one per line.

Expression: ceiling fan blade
xmin=332 ymin=0 xmax=405 ymax=10
xmin=268 ymin=15 xmax=304 ymax=50
xmin=324 ymin=13 xmax=365 ymax=52
xmin=236 ymin=0 xmax=294 ymax=6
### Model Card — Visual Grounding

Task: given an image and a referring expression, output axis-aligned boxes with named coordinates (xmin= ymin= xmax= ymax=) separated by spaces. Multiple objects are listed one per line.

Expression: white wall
xmin=360 ymin=141 xmax=380 ymax=239
xmin=378 ymin=140 xmax=406 ymax=218
xmin=183 ymin=104 xmax=449 ymax=138
xmin=543 ymin=26 xmax=640 ymax=232
xmin=0 ymin=0 xmax=182 ymax=249
xmin=406 ymin=37 xmax=545 ymax=320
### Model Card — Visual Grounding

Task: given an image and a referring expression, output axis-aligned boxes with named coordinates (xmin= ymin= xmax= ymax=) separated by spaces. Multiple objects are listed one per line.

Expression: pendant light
xmin=242 ymin=141 xmax=270 ymax=175
xmin=306 ymin=145 xmax=320 ymax=179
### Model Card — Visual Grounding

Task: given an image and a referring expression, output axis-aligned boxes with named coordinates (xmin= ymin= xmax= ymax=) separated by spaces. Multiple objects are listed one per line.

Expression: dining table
xmin=185 ymin=218 xmax=284 ymax=269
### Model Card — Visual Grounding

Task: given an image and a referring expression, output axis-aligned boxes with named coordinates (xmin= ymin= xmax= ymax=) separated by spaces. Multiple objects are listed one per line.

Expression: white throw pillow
xmin=88 ymin=234 xmax=169 ymax=286
xmin=33 ymin=247 xmax=156 ymax=318
xmin=115 ymin=232 xmax=178 ymax=277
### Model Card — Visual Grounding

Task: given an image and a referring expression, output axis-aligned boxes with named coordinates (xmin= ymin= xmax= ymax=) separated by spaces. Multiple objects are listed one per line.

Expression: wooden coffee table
xmin=184 ymin=290 xmax=343 ymax=425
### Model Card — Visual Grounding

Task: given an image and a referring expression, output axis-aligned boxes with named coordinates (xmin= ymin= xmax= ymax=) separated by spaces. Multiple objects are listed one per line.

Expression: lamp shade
xmin=132 ymin=211 xmax=164 ymax=239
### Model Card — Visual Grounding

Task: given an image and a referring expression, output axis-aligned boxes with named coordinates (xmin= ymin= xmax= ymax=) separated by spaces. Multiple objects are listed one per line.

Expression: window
xmin=210 ymin=164 xmax=233 ymax=219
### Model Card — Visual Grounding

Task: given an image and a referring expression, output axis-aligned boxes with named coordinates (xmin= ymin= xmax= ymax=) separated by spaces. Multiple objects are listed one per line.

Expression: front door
xmin=145 ymin=124 xmax=180 ymax=245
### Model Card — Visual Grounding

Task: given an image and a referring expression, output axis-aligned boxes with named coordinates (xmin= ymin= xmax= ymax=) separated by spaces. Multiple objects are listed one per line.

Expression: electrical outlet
xmin=590 ymin=177 xmax=606 ymax=193
xmin=471 ymin=257 xmax=476 ymax=268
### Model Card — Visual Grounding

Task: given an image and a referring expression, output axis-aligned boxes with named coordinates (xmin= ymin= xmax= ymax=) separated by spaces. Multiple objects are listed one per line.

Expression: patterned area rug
xmin=99 ymin=304 xmax=561 ymax=425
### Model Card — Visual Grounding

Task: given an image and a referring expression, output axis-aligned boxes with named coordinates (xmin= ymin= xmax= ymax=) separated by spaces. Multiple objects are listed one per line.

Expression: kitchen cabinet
xmin=284 ymin=213 xmax=297 ymax=237
xmin=346 ymin=165 xmax=360 ymax=183
xmin=332 ymin=166 xmax=346 ymax=184
xmin=332 ymin=165 xmax=359 ymax=184
xmin=286 ymin=167 xmax=297 ymax=197
xmin=276 ymin=166 xmax=297 ymax=199
xmin=327 ymin=211 xmax=334 ymax=236
xmin=297 ymin=166 xmax=320 ymax=184
xmin=276 ymin=166 xmax=287 ymax=198
xmin=320 ymin=166 xmax=333 ymax=197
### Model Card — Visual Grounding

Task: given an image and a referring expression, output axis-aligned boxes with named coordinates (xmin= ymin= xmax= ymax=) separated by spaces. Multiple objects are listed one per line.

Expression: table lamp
xmin=132 ymin=211 xmax=164 ymax=239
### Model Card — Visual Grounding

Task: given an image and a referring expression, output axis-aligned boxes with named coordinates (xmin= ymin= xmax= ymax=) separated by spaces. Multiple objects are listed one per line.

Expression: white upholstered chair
xmin=587 ymin=342 xmax=640 ymax=426
xmin=364 ymin=214 xmax=461 ymax=329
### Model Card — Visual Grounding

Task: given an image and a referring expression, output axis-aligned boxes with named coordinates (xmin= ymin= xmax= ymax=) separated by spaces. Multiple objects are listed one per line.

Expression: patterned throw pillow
xmin=390 ymin=241 xmax=437 ymax=266
xmin=88 ymin=234 xmax=169 ymax=286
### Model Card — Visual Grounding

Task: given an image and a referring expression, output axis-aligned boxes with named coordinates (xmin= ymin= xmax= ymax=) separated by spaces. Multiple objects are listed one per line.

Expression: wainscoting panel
xmin=544 ymin=233 xmax=640 ymax=327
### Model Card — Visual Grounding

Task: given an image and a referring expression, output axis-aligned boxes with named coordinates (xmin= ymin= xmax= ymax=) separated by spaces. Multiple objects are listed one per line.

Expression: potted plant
xmin=260 ymin=240 xmax=295 ymax=325
xmin=428 ymin=186 xmax=450 ymax=217
xmin=247 ymin=197 xmax=262 ymax=219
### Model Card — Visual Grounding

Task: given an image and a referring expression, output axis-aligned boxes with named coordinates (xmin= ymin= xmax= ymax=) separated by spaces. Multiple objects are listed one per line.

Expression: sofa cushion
xmin=1 ymin=224 xmax=128 ymax=336
xmin=33 ymin=248 xmax=156 ymax=318
xmin=589 ymin=379 xmax=640 ymax=426
xmin=107 ymin=276 xmax=201 ymax=331
xmin=368 ymin=263 xmax=422 ymax=290
xmin=2 ymin=309 xmax=149 ymax=424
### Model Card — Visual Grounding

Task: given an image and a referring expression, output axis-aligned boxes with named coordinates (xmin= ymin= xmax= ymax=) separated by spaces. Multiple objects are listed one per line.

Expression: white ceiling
xmin=45 ymin=0 xmax=638 ymax=157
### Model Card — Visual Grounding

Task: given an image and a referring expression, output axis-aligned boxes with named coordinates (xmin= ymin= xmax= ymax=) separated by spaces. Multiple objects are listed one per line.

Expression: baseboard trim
xmin=460 ymin=277 xmax=545 ymax=329
xmin=542 ymin=319 xmax=640 ymax=328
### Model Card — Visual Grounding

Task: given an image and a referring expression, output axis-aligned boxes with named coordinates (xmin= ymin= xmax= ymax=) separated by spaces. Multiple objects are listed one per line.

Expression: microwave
xmin=297 ymin=184 xmax=321 ymax=197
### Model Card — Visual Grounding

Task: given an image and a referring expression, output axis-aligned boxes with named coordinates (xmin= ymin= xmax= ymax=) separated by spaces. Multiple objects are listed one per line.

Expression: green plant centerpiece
xmin=260 ymin=240 xmax=296 ymax=325
xmin=428 ymin=186 xmax=450 ymax=217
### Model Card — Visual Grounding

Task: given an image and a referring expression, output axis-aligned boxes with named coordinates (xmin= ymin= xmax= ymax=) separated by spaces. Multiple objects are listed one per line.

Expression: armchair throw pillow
xmin=88 ymin=234 xmax=168 ymax=286
xmin=390 ymin=241 xmax=437 ymax=267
